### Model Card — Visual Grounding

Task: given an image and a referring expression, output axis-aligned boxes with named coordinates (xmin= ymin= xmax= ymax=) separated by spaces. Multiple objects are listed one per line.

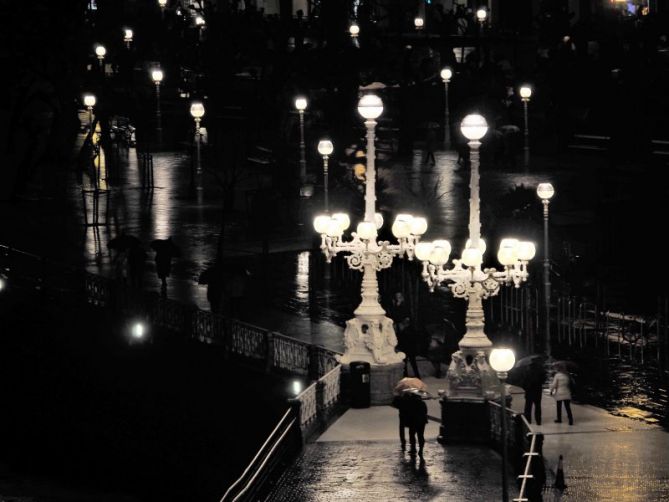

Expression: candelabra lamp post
xmin=83 ymin=94 xmax=96 ymax=132
xmin=416 ymin=114 xmax=535 ymax=441
xmin=317 ymin=140 xmax=333 ymax=212
xmin=440 ymin=67 xmax=453 ymax=147
xmin=190 ymin=101 xmax=205 ymax=190
xmin=313 ymin=95 xmax=428 ymax=404
xmin=489 ymin=348 xmax=515 ymax=502
xmin=152 ymin=69 xmax=164 ymax=144
xmin=537 ymin=183 xmax=554 ymax=358
xmin=123 ymin=28 xmax=133 ymax=49
xmin=295 ymin=97 xmax=308 ymax=182
xmin=520 ymin=85 xmax=532 ymax=167
xmin=95 ymin=44 xmax=106 ymax=70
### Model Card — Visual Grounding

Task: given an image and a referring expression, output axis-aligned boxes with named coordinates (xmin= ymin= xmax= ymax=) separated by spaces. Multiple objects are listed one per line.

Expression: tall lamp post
xmin=537 ymin=183 xmax=554 ymax=358
xmin=83 ymin=94 xmax=96 ymax=132
xmin=95 ymin=44 xmax=106 ymax=70
xmin=416 ymin=114 xmax=534 ymax=441
xmin=123 ymin=28 xmax=133 ymax=49
xmin=317 ymin=139 xmax=333 ymax=213
xmin=520 ymin=85 xmax=532 ymax=167
xmin=490 ymin=348 xmax=516 ymax=502
xmin=295 ymin=97 xmax=308 ymax=182
xmin=151 ymin=69 xmax=164 ymax=143
xmin=190 ymin=101 xmax=205 ymax=190
xmin=313 ymin=95 xmax=428 ymax=403
xmin=440 ymin=67 xmax=453 ymax=147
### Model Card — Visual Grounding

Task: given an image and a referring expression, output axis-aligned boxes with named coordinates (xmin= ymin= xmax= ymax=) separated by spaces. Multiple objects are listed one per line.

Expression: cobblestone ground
xmin=266 ymin=440 xmax=516 ymax=501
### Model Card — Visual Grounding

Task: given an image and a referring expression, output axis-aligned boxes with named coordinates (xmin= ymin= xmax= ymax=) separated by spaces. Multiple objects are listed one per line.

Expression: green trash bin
xmin=350 ymin=361 xmax=371 ymax=408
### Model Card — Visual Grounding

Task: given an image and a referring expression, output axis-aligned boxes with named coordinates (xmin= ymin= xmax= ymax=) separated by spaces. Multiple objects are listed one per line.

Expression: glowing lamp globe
xmin=500 ymin=238 xmax=519 ymax=250
xmin=95 ymin=45 xmax=107 ymax=57
xmin=131 ymin=322 xmax=146 ymax=339
xmin=520 ymin=85 xmax=532 ymax=100
xmin=409 ymin=217 xmax=427 ymax=236
xmin=124 ymin=28 xmax=133 ymax=41
xmin=195 ymin=15 xmax=205 ymax=26
xmin=357 ymin=94 xmax=383 ymax=120
xmin=0 ymin=277 xmax=6 ymax=292
xmin=537 ymin=183 xmax=555 ymax=200
xmin=462 ymin=248 xmax=483 ymax=267
xmin=151 ymin=69 xmax=164 ymax=83
xmin=374 ymin=212 xmax=384 ymax=229
xmin=461 ymin=114 xmax=488 ymax=141
xmin=158 ymin=0 xmax=167 ymax=6
xmin=326 ymin=219 xmax=344 ymax=237
xmin=357 ymin=221 xmax=377 ymax=240
xmin=465 ymin=238 xmax=487 ymax=255
xmin=430 ymin=240 xmax=451 ymax=266
xmin=294 ymin=97 xmax=307 ymax=111
xmin=489 ymin=348 xmax=515 ymax=373
xmin=415 ymin=242 xmax=434 ymax=262
xmin=349 ymin=23 xmax=360 ymax=37
xmin=440 ymin=67 xmax=453 ymax=82
xmin=517 ymin=241 xmax=536 ymax=261
xmin=83 ymin=94 xmax=96 ymax=107
xmin=318 ymin=139 xmax=334 ymax=156
xmin=314 ymin=215 xmax=331 ymax=234
xmin=190 ymin=102 xmax=205 ymax=119
xmin=497 ymin=246 xmax=518 ymax=266
xmin=414 ymin=17 xmax=424 ymax=29
xmin=331 ymin=213 xmax=350 ymax=231
xmin=476 ymin=8 xmax=487 ymax=21
xmin=391 ymin=219 xmax=411 ymax=239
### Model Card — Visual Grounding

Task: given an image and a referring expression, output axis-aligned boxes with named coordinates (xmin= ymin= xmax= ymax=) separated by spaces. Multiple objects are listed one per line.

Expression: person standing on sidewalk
xmin=550 ymin=363 xmax=574 ymax=425
xmin=523 ymin=359 xmax=546 ymax=425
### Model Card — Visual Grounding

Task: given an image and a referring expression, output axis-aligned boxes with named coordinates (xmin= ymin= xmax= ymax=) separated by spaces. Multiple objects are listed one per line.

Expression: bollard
xmin=553 ymin=454 xmax=566 ymax=490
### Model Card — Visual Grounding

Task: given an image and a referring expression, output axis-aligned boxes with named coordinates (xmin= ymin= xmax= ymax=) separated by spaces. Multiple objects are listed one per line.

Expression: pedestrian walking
xmin=550 ymin=363 xmax=574 ymax=425
xmin=151 ymin=237 xmax=181 ymax=297
xmin=405 ymin=389 xmax=428 ymax=457
xmin=523 ymin=359 xmax=546 ymax=425
xmin=391 ymin=391 xmax=410 ymax=451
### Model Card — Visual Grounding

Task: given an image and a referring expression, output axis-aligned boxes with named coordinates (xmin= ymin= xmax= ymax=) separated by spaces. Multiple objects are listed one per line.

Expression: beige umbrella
xmin=394 ymin=377 xmax=428 ymax=396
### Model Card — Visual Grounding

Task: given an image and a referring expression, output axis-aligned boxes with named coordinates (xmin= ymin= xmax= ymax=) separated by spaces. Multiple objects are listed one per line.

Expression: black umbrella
xmin=515 ymin=354 xmax=545 ymax=369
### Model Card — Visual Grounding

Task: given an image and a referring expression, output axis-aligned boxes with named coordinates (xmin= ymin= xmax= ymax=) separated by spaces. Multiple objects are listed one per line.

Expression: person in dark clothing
xmin=404 ymin=390 xmax=428 ymax=457
xmin=396 ymin=317 xmax=421 ymax=378
xmin=523 ymin=360 xmax=547 ymax=425
xmin=151 ymin=237 xmax=180 ymax=297
xmin=391 ymin=392 xmax=410 ymax=451
xmin=389 ymin=291 xmax=410 ymax=324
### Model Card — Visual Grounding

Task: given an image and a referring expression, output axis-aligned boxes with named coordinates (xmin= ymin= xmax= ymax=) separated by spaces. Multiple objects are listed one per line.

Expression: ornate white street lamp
xmin=414 ymin=17 xmax=424 ymax=30
xmin=440 ymin=67 xmax=453 ymax=147
xmin=520 ymin=85 xmax=532 ymax=167
xmin=123 ymin=28 xmax=133 ymax=49
xmin=313 ymin=95 xmax=428 ymax=402
xmin=95 ymin=44 xmax=106 ymax=69
xmin=83 ymin=94 xmax=96 ymax=131
xmin=294 ymin=96 xmax=308 ymax=182
xmin=151 ymin=69 xmax=164 ymax=142
xmin=317 ymin=139 xmax=333 ymax=212
xmin=489 ymin=347 xmax=515 ymax=502
xmin=417 ymin=114 xmax=534 ymax=436
xmin=349 ymin=23 xmax=360 ymax=38
xmin=537 ymin=182 xmax=555 ymax=358
xmin=190 ymin=101 xmax=205 ymax=189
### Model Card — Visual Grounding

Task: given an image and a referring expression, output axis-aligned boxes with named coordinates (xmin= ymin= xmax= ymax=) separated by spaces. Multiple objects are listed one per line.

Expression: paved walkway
xmin=267 ymin=376 xmax=669 ymax=501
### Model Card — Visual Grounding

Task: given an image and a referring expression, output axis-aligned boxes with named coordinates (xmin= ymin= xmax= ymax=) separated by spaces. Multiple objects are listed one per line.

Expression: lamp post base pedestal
xmin=438 ymin=397 xmax=490 ymax=444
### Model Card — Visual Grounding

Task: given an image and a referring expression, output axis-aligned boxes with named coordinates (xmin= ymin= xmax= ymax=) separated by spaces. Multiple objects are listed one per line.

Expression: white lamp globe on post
xmin=294 ymin=97 xmax=308 ymax=182
xmin=349 ymin=23 xmax=360 ymax=38
xmin=317 ymin=139 xmax=334 ymax=212
xmin=440 ymin=67 xmax=453 ymax=147
xmin=357 ymin=94 xmax=383 ymax=223
xmin=537 ymin=182 xmax=555 ymax=359
xmin=83 ymin=94 xmax=96 ymax=131
xmin=520 ymin=85 xmax=532 ymax=166
xmin=476 ymin=8 xmax=487 ymax=25
xmin=158 ymin=0 xmax=167 ymax=19
xmin=123 ymin=28 xmax=133 ymax=49
xmin=489 ymin=347 xmax=515 ymax=502
xmin=151 ymin=69 xmax=164 ymax=142
xmin=95 ymin=44 xmax=107 ymax=69
xmin=190 ymin=101 xmax=205 ymax=189
xmin=414 ymin=17 xmax=424 ymax=30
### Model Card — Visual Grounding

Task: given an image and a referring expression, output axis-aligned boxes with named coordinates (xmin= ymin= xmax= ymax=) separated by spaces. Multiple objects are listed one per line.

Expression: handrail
xmin=513 ymin=415 xmax=540 ymax=502
xmin=220 ymin=408 xmax=295 ymax=502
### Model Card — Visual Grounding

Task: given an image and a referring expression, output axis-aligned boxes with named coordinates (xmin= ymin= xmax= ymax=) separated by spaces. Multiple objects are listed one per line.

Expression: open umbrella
xmin=394 ymin=377 xmax=428 ymax=396
xmin=515 ymin=354 xmax=545 ymax=368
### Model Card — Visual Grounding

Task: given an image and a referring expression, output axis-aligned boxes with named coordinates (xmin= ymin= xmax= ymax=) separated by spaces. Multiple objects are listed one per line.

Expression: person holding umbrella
xmin=392 ymin=378 xmax=427 ymax=452
xmin=151 ymin=237 xmax=181 ymax=297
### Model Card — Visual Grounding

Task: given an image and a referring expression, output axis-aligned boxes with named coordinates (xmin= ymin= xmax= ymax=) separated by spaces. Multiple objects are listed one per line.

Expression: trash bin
xmin=350 ymin=361 xmax=371 ymax=408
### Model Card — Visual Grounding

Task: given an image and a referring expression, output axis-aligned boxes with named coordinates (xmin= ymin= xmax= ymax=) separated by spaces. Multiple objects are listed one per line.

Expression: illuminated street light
xmin=489 ymin=348 xmax=516 ymax=502
xmin=520 ymin=85 xmax=532 ymax=166
xmin=317 ymin=139 xmax=333 ymax=212
xmin=313 ymin=95 xmax=428 ymax=396
xmin=414 ymin=17 xmax=424 ymax=30
xmin=349 ymin=23 xmax=360 ymax=38
xmin=131 ymin=321 xmax=147 ymax=340
xmin=95 ymin=44 xmax=106 ymax=69
xmin=418 ymin=114 xmax=534 ymax=430
xmin=123 ymin=28 xmax=133 ymax=49
xmin=83 ymin=93 xmax=96 ymax=131
xmin=190 ymin=101 xmax=205 ymax=190
xmin=152 ymin=69 xmax=164 ymax=142
xmin=295 ymin=97 xmax=308 ymax=182
xmin=440 ymin=67 xmax=453 ymax=147
xmin=537 ymin=182 xmax=555 ymax=359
